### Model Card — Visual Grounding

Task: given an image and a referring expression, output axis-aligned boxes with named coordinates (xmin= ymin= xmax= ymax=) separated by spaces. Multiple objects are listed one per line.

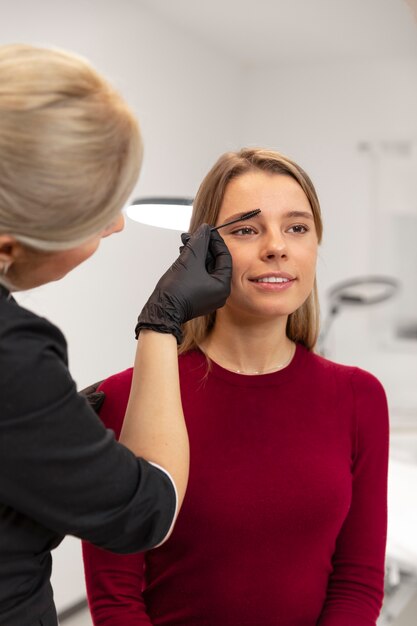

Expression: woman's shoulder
xmin=99 ymin=350 xmax=202 ymax=402
xmin=305 ymin=346 xmax=374 ymax=376
xmin=178 ymin=349 xmax=204 ymax=364
xmin=97 ymin=352 xmax=203 ymax=435
xmin=303 ymin=347 xmax=387 ymax=400
xmin=99 ymin=368 xmax=134 ymax=394
xmin=96 ymin=369 xmax=134 ymax=435
xmin=178 ymin=349 xmax=208 ymax=377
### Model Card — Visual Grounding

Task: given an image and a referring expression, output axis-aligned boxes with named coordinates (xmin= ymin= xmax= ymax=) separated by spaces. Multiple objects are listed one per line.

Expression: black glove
xmin=79 ymin=381 xmax=105 ymax=414
xmin=135 ymin=223 xmax=232 ymax=344
xmin=179 ymin=232 xmax=216 ymax=273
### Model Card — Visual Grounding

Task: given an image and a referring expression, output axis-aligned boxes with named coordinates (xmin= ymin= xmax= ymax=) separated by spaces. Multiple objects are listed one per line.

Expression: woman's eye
xmin=288 ymin=224 xmax=309 ymax=234
xmin=231 ymin=226 xmax=257 ymax=236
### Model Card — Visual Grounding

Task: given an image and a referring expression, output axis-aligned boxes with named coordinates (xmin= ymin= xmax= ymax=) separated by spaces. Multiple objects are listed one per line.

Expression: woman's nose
xmin=261 ymin=230 xmax=287 ymax=260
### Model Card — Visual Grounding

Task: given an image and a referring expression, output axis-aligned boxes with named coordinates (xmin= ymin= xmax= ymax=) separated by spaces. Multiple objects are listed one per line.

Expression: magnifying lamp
xmin=318 ymin=275 xmax=400 ymax=355
xmin=126 ymin=197 xmax=193 ymax=231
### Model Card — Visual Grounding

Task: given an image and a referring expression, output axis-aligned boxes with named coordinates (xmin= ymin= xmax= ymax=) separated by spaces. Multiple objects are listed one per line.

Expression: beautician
xmin=0 ymin=44 xmax=231 ymax=626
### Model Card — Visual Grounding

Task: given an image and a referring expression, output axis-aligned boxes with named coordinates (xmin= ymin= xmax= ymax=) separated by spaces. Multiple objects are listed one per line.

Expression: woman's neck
xmin=201 ymin=310 xmax=295 ymax=375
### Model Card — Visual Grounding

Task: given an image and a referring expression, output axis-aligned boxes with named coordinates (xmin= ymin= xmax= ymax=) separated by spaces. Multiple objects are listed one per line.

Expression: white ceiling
xmin=139 ymin=0 xmax=417 ymax=65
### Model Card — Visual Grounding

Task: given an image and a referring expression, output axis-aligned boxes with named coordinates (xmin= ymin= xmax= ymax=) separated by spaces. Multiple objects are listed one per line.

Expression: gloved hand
xmin=79 ymin=381 xmax=105 ymax=413
xmin=135 ymin=224 xmax=232 ymax=344
xmin=179 ymin=232 xmax=216 ymax=273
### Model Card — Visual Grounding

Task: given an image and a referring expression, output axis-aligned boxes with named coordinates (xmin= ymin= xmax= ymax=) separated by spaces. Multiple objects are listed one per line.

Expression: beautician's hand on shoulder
xmin=135 ymin=224 xmax=232 ymax=343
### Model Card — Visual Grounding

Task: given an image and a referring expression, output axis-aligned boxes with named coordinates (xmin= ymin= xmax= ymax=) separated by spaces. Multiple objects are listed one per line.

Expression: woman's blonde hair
xmin=0 ymin=44 xmax=142 ymax=250
xmin=179 ymin=147 xmax=323 ymax=353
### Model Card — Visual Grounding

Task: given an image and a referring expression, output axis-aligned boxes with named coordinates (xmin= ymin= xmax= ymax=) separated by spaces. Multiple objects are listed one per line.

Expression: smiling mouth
xmin=251 ymin=277 xmax=292 ymax=284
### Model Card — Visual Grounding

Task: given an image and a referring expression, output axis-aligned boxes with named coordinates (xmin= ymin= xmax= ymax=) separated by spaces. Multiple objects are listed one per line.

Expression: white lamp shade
xmin=126 ymin=197 xmax=193 ymax=231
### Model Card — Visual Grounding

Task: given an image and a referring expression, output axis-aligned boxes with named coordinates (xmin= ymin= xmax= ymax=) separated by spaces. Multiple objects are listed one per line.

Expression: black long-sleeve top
xmin=0 ymin=285 xmax=176 ymax=626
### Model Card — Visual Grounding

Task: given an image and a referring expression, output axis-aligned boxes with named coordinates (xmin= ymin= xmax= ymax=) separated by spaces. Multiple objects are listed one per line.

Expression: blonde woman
xmin=0 ymin=44 xmax=231 ymax=626
xmin=83 ymin=148 xmax=389 ymax=626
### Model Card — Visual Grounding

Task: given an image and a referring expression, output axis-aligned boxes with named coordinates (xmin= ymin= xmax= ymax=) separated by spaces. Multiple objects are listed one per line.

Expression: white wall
xmin=0 ymin=0 xmax=244 ymax=612
xmin=240 ymin=58 xmax=417 ymax=401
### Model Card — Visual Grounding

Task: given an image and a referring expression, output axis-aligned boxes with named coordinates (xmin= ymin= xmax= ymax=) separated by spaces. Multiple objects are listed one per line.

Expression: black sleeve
xmin=0 ymin=304 xmax=176 ymax=553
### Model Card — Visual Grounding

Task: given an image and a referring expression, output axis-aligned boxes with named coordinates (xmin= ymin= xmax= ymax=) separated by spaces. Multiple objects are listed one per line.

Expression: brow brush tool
xmin=210 ymin=208 xmax=261 ymax=232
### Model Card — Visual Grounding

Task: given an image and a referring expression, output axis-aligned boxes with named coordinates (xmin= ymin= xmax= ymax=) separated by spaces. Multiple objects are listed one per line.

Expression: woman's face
xmin=216 ymin=171 xmax=318 ymax=322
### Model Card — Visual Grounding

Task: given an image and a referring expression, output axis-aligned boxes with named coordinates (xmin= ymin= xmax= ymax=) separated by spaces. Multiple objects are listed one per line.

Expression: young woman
xmin=0 ymin=44 xmax=231 ymax=626
xmin=83 ymin=148 xmax=389 ymax=626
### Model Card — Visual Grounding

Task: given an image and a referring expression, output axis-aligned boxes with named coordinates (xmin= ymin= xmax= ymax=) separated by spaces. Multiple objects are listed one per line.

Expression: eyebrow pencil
xmin=210 ymin=208 xmax=261 ymax=232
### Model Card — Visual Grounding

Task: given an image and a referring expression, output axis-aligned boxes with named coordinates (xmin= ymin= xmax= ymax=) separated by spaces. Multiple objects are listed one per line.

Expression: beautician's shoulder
xmin=0 ymin=297 xmax=74 ymax=419
xmin=0 ymin=296 xmax=68 ymax=366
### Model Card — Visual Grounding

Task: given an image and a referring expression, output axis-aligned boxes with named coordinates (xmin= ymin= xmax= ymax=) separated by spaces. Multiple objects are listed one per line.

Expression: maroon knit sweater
xmin=83 ymin=345 xmax=389 ymax=626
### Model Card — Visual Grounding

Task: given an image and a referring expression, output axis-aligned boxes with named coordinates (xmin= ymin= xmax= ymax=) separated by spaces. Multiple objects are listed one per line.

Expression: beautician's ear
xmin=0 ymin=235 xmax=20 ymax=271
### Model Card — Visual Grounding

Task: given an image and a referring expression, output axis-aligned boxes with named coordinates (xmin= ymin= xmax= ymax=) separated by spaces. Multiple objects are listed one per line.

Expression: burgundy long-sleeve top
xmin=83 ymin=345 xmax=389 ymax=626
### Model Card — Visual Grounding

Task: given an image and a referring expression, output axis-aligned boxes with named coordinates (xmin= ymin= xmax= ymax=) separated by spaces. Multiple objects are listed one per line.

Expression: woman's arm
xmin=317 ymin=369 xmax=389 ymax=626
xmin=83 ymin=543 xmax=151 ymax=626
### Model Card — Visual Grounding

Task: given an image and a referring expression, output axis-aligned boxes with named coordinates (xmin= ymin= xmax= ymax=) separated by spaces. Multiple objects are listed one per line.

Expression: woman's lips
xmin=249 ymin=276 xmax=296 ymax=291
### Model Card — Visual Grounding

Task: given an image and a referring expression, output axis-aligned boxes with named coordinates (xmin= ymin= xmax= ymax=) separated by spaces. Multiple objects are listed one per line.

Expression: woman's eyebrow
xmin=215 ymin=209 xmax=261 ymax=229
xmin=218 ymin=210 xmax=313 ymax=226
xmin=284 ymin=211 xmax=314 ymax=220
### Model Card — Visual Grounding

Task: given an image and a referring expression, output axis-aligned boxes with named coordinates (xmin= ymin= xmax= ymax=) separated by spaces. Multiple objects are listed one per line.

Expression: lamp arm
xmin=317 ymin=304 xmax=339 ymax=356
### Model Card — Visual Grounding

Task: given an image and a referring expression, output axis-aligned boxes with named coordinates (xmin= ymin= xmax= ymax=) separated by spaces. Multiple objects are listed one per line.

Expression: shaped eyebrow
xmin=214 ymin=209 xmax=261 ymax=230
xmin=217 ymin=209 xmax=314 ymax=227
xmin=283 ymin=211 xmax=314 ymax=220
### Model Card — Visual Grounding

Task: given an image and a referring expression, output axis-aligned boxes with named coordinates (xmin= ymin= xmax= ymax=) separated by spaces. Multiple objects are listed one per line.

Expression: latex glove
xmin=79 ymin=381 xmax=105 ymax=414
xmin=179 ymin=232 xmax=215 ymax=272
xmin=135 ymin=224 xmax=232 ymax=344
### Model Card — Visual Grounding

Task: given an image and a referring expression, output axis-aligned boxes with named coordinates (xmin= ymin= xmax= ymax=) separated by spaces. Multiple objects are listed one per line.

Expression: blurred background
xmin=1 ymin=0 xmax=417 ymax=623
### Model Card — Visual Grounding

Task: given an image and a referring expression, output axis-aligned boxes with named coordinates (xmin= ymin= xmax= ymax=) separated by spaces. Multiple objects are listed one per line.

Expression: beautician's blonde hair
xmin=179 ymin=147 xmax=323 ymax=353
xmin=0 ymin=44 xmax=142 ymax=250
